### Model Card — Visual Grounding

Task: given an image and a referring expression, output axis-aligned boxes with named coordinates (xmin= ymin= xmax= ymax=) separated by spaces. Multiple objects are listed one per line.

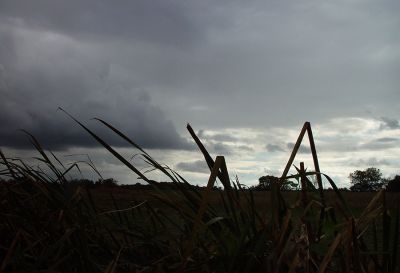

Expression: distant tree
xmin=349 ymin=167 xmax=384 ymax=192
xmin=69 ymin=178 xmax=95 ymax=188
xmin=258 ymin=175 xmax=278 ymax=190
xmin=96 ymin=178 xmax=118 ymax=187
xmin=258 ymin=175 xmax=296 ymax=191
xmin=386 ymin=175 xmax=400 ymax=192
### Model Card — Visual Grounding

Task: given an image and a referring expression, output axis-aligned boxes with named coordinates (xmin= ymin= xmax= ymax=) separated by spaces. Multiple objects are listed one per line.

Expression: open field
xmin=90 ymin=186 xmax=400 ymax=215
xmin=1 ymin=177 xmax=399 ymax=273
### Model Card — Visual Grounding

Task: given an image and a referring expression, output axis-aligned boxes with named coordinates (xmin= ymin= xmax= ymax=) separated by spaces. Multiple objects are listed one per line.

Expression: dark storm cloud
xmin=0 ymin=0 xmax=232 ymax=151
xmin=0 ymin=101 xmax=192 ymax=151
xmin=0 ymin=0 xmax=203 ymax=47
xmin=1 ymin=0 xmax=399 ymax=153
xmin=0 ymin=24 xmax=191 ymax=151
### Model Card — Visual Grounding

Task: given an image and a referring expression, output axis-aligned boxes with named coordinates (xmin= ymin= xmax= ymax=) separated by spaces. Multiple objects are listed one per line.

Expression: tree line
xmin=256 ymin=167 xmax=400 ymax=192
xmin=1 ymin=167 xmax=398 ymax=192
xmin=0 ymin=177 xmax=220 ymax=191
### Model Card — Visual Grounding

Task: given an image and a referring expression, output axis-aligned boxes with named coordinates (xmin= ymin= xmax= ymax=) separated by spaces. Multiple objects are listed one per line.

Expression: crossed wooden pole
xmin=280 ymin=121 xmax=325 ymax=206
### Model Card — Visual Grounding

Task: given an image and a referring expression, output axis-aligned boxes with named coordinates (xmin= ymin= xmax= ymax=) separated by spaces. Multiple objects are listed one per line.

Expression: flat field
xmin=1 ymin=181 xmax=399 ymax=272
xmin=90 ymin=187 xmax=400 ymax=215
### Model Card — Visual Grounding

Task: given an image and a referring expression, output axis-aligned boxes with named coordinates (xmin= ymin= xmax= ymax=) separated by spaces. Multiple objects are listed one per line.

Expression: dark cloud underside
xmin=0 ymin=0 xmax=399 ymax=155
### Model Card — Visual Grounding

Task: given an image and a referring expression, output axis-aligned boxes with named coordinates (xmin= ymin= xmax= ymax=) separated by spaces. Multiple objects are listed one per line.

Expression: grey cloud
xmin=0 ymin=103 xmax=192 ymax=151
xmin=197 ymin=130 xmax=205 ymax=139
xmin=379 ymin=117 xmax=400 ymax=130
xmin=192 ymin=135 xmax=252 ymax=155
xmin=176 ymin=160 xmax=209 ymax=174
xmin=286 ymin=143 xmax=309 ymax=154
xmin=350 ymin=157 xmax=392 ymax=167
xmin=1 ymin=0 xmax=399 ymax=154
xmin=194 ymin=129 xmax=251 ymax=154
xmin=376 ymin=137 xmax=398 ymax=143
xmin=266 ymin=143 xmax=285 ymax=152
xmin=208 ymin=134 xmax=239 ymax=143
xmin=314 ymin=137 xmax=398 ymax=153
xmin=213 ymin=143 xmax=253 ymax=154
xmin=2 ymin=0 xmax=400 ymax=131
xmin=212 ymin=143 xmax=232 ymax=155
xmin=0 ymin=26 xmax=191 ymax=151
xmin=262 ymin=168 xmax=280 ymax=178
xmin=237 ymin=145 xmax=254 ymax=152
xmin=195 ymin=130 xmax=239 ymax=143
xmin=211 ymin=143 xmax=253 ymax=155
xmin=0 ymin=0 xmax=205 ymax=48
xmin=359 ymin=139 xmax=398 ymax=151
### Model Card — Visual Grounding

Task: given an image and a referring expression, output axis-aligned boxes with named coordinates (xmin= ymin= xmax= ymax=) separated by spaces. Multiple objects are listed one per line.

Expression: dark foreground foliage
xmin=386 ymin=175 xmax=400 ymax=192
xmin=0 ymin=117 xmax=399 ymax=273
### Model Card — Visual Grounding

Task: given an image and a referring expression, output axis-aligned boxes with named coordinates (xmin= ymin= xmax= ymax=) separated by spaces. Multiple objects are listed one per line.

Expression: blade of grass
xmin=0 ymin=149 xmax=17 ymax=179
xmin=94 ymin=118 xmax=149 ymax=156
xmin=20 ymin=129 xmax=63 ymax=181
xmin=391 ymin=207 xmax=399 ymax=272
xmin=187 ymin=124 xmax=230 ymax=189
xmin=180 ymin=156 xmax=223 ymax=270
xmin=58 ymin=108 xmax=151 ymax=184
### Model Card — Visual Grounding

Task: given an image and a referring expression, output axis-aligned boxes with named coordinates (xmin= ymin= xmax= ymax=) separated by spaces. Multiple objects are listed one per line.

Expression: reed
xmin=0 ymin=114 xmax=398 ymax=272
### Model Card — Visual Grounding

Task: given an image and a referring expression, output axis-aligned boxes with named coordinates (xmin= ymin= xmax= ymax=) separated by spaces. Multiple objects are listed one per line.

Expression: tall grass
xmin=0 ymin=114 xmax=399 ymax=272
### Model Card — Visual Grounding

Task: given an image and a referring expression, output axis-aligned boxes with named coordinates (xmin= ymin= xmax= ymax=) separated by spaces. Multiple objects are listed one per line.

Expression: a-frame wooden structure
xmin=280 ymin=122 xmax=324 ymax=203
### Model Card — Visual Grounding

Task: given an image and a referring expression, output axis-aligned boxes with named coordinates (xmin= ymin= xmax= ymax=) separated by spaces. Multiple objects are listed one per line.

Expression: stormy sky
xmin=0 ymin=0 xmax=399 ymax=186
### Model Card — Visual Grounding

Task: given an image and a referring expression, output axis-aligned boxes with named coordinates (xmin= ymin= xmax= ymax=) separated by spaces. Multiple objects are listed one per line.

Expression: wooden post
xmin=280 ymin=123 xmax=308 ymax=183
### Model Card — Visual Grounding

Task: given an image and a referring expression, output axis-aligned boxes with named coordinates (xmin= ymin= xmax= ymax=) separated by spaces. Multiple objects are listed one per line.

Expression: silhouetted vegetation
xmin=256 ymin=175 xmax=298 ymax=191
xmin=386 ymin=175 xmax=400 ymax=192
xmin=349 ymin=167 xmax=385 ymax=191
xmin=0 ymin=117 xmax=399 ymax=273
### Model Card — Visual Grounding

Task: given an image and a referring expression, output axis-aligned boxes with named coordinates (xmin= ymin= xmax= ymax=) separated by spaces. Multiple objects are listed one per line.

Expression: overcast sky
xmin=1 ymin=0 xmax=399 ymax=187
